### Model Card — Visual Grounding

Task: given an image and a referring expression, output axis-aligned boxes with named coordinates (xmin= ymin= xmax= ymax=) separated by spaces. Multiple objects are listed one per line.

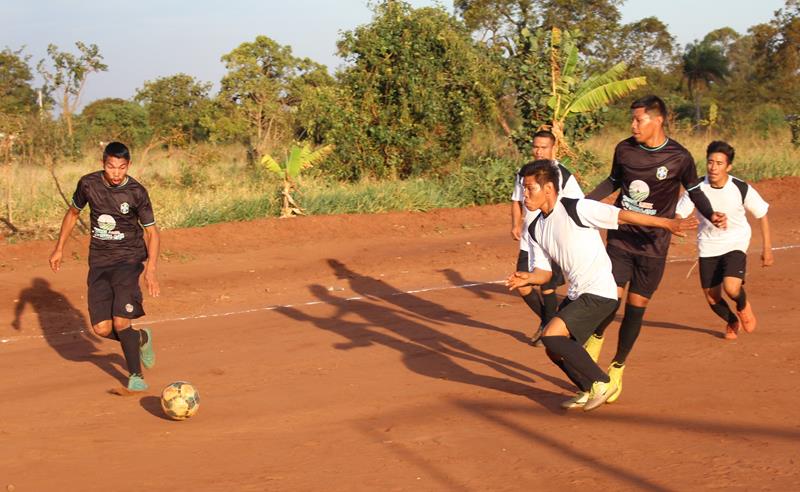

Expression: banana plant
xmin=261 ymin=143 xmax=334 ymax=218
xmin=546 ymin=27 xmax=648 ymax=158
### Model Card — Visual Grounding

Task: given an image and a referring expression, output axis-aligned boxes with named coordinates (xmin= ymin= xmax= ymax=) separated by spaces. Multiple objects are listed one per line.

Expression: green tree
xmin=76 ymin=98 xmax=151 ymax=148
xmin=36 ymin=42 xmax=107 ymax=137
xmin=682 ymin=40 xmax=729 ymax=126
xmin=302 ymin=1 xmax=497 ymax=180
xmin=135 ymin=74 xmax=212 ymax=145
xmin=212 ymin=36 xmax=330 ymax=163
xmin=0 ymin=47 xmax=38 ymax=115
xmin=261 ymin=142 xmax=333 ymax=217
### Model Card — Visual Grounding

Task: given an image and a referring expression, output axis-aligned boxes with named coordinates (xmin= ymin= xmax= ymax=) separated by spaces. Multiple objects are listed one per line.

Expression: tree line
xmin=1 ymin=0 xmax=799 ymax=182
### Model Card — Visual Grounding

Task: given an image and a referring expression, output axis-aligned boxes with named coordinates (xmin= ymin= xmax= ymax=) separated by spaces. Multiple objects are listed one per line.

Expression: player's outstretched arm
xmin=618 ymin=210 xmax=698 ymax=237
xmin=505 ymin=268 xmax=553 ymax=291
xmin=143 ymin=224 xmax=161 ymax=297
xmin=586 ymin=177 xmax=619 ymax=201
xmin=759 ymin=214 xmax=773 ymax=267
xmin=49 ymin=207 xmax=80 ymax=272
xmin=511 ymin=201 xmax=523 ymax=240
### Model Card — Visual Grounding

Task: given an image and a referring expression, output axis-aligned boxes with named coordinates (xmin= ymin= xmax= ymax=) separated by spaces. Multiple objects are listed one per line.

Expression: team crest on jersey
xmin=656 ymin=166 xmax=668 ymax=180
xmin=125 ymin=303 xmax=134 ymax=313
xmin=120 ymin=202 xmax=130 ymax=214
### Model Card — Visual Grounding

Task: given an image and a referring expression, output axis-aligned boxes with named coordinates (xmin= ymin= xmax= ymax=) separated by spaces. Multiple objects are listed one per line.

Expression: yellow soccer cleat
xmin=583 ymin=334 xmax=604 ymax=363
xmin=606 ymin=362 xmax=625 ymax=403
xmin=560 ymin=391 xmax=589 ymax=409
xmin=583 ymin=380 xmax=617 ymax=411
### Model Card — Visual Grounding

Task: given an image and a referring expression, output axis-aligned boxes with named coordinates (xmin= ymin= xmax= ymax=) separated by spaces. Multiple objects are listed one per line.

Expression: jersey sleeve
xmin=136 ymin=187 xmax=156 ymax=227
xmin=71 ymin=177 xmax=88 ymax=210
xmin=674 ymin=190 xmax=695 ymax=218
xmin=743 ymin=184 xmax=769 ymax=219
xmin=679 ymin=152 xmax=700 ymax=188
xmin=511 ymin=172 xmax=523 ymax=201
xmin=529 ymin=239 xmax=553 ymax=272
xmin=609 ymin=145 xmax=624 ymax=185
xmin=561 ymin=175 xmax=585 ymax=199
xmin=576 ymin=198 xmax=620 ymax=230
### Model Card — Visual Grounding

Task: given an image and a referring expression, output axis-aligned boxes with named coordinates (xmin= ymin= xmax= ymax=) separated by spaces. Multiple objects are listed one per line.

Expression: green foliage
xmin=752 ymin=104 xmax=787 ymax=138
xmin=135 ymin=74 xmax=212 ymax=144
xmin=0 ymin=47 xmax=38 ymax=115
xmin=300 ymin=1 xmax=498 ymax=180
xmin=76 ymin=98 xmax=151 ymax=147
xmin=682 ymin=40 xmax=729 ymax=125
xmin=262 ymin=142 xmax=334 ymax=217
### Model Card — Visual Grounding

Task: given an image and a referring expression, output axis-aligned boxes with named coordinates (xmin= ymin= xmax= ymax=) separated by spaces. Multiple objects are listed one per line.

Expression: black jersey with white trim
xmin=71 ymin=171 xmax=156 ymax=268
xmin=606 ymin=137 xmax=700 ymax=257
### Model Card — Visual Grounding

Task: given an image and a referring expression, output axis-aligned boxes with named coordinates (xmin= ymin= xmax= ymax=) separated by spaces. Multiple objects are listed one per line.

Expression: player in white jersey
xmin=675 ymin=141 xmax=772 ymax=340
xmin=510 ymin=130 xmax=584 ymax=346
xmin=506 ymin=160 xmax=696 ymax=411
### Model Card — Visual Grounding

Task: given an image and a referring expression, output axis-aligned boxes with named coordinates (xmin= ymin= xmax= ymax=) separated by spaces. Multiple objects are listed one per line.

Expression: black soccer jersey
xmin=71 ymin=171 xmax=156 ymax=268
xmin=606 ymin=137 xmax=700 ymax=257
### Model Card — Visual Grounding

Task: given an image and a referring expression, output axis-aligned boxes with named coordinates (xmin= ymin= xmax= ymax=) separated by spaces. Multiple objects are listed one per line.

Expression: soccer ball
xmin=160 ymin=381 xmax=200 ymax=420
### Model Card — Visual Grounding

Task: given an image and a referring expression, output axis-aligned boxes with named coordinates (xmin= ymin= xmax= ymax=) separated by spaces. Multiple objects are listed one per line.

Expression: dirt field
xmin=1 ymin=177 xmax=799 ymax=491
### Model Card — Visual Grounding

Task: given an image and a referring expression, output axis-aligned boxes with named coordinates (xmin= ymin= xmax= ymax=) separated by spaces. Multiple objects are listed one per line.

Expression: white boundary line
xmin=3 ymin=243 xmax=799 ymax=346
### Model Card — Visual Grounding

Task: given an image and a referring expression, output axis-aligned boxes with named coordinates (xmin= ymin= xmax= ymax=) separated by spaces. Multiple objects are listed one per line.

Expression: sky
xmin=1 ymin=0 xmax=789 ymax=109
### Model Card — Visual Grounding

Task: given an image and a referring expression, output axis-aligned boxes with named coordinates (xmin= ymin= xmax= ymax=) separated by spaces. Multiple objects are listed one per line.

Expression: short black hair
xmin=706 ymin=140 xmax=735 ymax=164
xmin=631 ymin=95 xmax=668 ymax=120
xmin=518 ymin=159 xmax=558 ymax=190
xmin=532 ymin=130 xmax=556 ymax=143
xmin=103 ymin=141 xmax=130 ymax=162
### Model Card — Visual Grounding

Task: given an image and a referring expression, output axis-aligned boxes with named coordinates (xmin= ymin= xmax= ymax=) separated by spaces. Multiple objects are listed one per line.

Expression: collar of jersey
xmin=638 ymin=138 xmax=669 ymax=152
xmin=101 ymin=174 xmax=129 ymax=188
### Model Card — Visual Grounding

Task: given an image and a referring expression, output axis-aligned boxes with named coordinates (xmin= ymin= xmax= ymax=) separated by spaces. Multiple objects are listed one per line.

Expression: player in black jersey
xmin=49 ymin=142 xmax=160 ymax=392
xmin=584 ymin=95 xmax=726 ymax=403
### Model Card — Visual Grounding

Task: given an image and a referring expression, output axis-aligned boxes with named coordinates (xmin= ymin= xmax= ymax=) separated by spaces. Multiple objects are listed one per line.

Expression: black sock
xmin=593 ymin=298 xmax=620 ymax=337
xmin=731 ymin=288 xmax=747 ymax=311
xmin=103 ymin=328 xmax=120 ymax=342
xmin=613 ymin=304 xmax=646 ymax=365
xmin=553 ymin=358 xmax=593 ymax=392
xmin=117 ymin=327 xmax=142 ymax=376
xmin=542 ymin=336 xmax=609 ymax=384
xmin=542 ymin=291 xmax=558 ymax=325
xmin=710 ymin=300 xmax=738 ymax=324
xmin=521 ymin=291 xmax=543 ymax=319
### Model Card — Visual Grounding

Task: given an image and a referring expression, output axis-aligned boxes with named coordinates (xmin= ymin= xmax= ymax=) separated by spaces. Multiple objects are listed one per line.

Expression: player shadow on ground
xmin=437 ymin=268 xmax=509 ymax=300
xmin=11 ymin=277 xmax=127 ymax=384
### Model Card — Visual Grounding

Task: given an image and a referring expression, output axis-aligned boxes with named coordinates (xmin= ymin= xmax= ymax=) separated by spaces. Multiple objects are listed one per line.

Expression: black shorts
xmin=87 ymin=263 xmax=145 ymax=326
xmin=556 ymin=293 xmax=618 ymax=345
xmin=699 ymin=250 xmax=747 ymax=289
xmin=607 ymin=244 xmax=666 ymax=299
xmin=516 ymin=250 xmax=565 ymax=290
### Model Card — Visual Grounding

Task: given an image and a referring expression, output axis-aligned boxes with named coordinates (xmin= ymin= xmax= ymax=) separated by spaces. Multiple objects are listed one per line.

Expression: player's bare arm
xmin=143 ymin=224 xmax=161 ymax=297
xmin=759 ymin=214 xmax=773 ymax=267
xmin=505 ymin=268 xmax=553 ymax=291
xmin=618 ymin=209 xmax=698 ymax=237
xmin=511 ymin=200 xmax=523 ymax=240
xmin=49 ymin=207 xmax=81 ymax=272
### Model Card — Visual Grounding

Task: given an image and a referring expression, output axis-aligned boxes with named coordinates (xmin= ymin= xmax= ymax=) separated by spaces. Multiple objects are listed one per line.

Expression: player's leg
xmin=584 ymin=245 xmax=629 ymax=362
xmin=723 ymin=251 xmax=755 ymax=333
xmin=700 ymin=255 xmax=739 ymax=339
xmin=540 ymin=262 xmax=565 ymax=325
xmin=516 ymin=248 xmax=546 ymax=344
xmin=110 ymin=263 xmax=152 ymax=391
xmin=541 ymin=294 xmax=618 ymax=411
xmin=87 ymin=267 xmax=120 ymax=341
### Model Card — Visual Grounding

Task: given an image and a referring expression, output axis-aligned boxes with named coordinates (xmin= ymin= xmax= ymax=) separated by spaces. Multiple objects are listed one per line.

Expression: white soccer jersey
xmin=675 ymin=175 xmax=769 ymax=258
xmin=526 ymin=197 xmax=620 ymax=300
xmin=513 ymin=161 xmax=584 ymax=256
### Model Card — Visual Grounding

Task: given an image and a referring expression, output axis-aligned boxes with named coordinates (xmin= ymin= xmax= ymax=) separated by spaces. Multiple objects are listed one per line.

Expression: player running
xmin=506 ymin=160 xmax=697 ymax=411
xmin=583 ymin=95 xmax=726 ymax=404
xmin=510 ymin=130 xmax=583 ymax=346
xmin=675 ymin=141 xmax=772 ymax=339
xmin=49 ymin=142 xmax=160 ymax=392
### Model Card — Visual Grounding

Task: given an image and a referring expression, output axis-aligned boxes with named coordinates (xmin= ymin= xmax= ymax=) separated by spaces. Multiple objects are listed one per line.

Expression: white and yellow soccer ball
xmin=160 ymin=381 xmax=200 ymax=420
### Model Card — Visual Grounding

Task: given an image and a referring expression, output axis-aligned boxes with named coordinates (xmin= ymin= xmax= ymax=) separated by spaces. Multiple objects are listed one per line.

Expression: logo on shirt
xmin=628 ymin=180 xmax=650 ymax=201
xmin=621 ymin=180 xmax=657 ymax=215
xmin=656 ymin=166 xmax=668 ymax=180
xmin=97 ymin=214 xmax=116 ymax=231
xmin=93 ymin=214 xmax=125 ymax=241
xmin=120 ymin=202 xmax=130 ymax=214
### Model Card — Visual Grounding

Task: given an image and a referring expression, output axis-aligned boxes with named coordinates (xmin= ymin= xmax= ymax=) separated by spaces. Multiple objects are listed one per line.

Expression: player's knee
xmin=112 ymin=317 xmax=131 ymax=331
xmin=92 ymin=321 xmax=112 ymax=337
xmin=518 ymin=285 xmax=533 ymax=296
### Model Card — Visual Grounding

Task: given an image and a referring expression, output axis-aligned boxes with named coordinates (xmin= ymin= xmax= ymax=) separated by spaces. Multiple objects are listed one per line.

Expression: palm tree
xmin=682 ymin=41 xmax=729 ymax=127
xmin=261 ymin=143 xmax=334 ymax=218
xmin=546 ymin=27 xmax=647 ymax=157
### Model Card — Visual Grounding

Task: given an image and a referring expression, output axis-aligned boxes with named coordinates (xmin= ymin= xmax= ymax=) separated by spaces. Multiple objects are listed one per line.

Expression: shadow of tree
xmin=12 ymin=277 xmax=127 ymax=384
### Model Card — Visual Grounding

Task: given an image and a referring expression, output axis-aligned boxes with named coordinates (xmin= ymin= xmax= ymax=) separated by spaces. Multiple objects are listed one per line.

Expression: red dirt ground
xmin=1 ymin=177 xmax=799 ymax=491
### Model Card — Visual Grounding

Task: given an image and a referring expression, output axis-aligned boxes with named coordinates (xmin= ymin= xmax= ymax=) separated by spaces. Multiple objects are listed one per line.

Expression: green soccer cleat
xmin=560 ymin=391 xmax=589 ymax=409
xmin=140 ymin=327 xmax=156 ymax=369
xmin=606 ymin=362 xmax=625 ymax=403
xmin=583 ymin=380 xmax=617 ymax=411
xmin=127 ymin=373 xmax=149 ymax=392
xmin=583 ymin=334 xmax=604 ymax=363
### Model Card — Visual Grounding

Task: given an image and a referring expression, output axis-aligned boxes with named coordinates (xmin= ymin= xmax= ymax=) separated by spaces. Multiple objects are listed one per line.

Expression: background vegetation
xmin=1 ymin=0 xmax=799 ymax=239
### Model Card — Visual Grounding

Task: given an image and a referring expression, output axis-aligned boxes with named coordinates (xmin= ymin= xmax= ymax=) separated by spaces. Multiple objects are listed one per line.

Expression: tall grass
xmin=1 ymin=128 xmax=797 ymax=241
